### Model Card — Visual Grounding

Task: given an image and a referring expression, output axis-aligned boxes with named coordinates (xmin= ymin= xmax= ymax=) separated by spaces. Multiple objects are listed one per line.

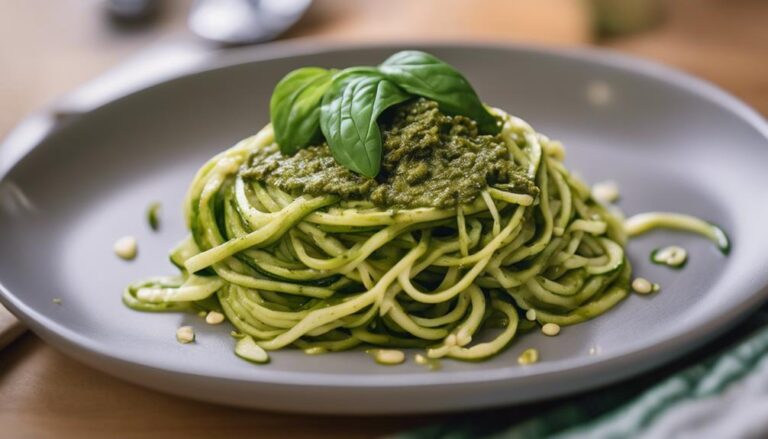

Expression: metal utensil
xmin=188 ymin=0 xmax=312 ymax=45
xmin=106 ymin=0 xmax=160 ymax=24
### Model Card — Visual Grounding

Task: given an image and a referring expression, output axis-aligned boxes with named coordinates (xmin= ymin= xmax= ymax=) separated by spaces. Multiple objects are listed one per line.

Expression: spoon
xmin=188 ymin=0 xmax=312 ymax=45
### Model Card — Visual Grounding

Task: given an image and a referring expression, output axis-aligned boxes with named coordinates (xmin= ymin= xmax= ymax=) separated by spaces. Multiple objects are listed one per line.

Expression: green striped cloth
xmin=399 ymin=306 xmax=768 ymax=439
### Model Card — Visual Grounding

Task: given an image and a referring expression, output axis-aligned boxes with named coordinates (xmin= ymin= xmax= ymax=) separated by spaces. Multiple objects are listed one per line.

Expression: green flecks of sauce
xmin=243 ymin=99 xmax=537 ymax=209
xmin=147 ymin=202 xmax=161 ymax=231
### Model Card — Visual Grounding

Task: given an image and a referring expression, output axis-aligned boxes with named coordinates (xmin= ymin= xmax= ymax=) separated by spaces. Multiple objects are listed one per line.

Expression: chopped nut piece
xmin=592 ymin=180 xmax=620 ymax=204
xmin=542 ymin=323 xmax=561 ymax=336
xmin=369 ymin=349 xmax=405 ymax=365
xmin=176 ymin=326 xmax=195 ymax=344
xmin=113 ymin=236 xmax=137 ymax=260
xmin=632 ymin=277 xmax=655 ymax=294
xmin=205 ymin=311 xmax=225 ymax=325
xmin=518 ymin=348 xmax=539 ymax=365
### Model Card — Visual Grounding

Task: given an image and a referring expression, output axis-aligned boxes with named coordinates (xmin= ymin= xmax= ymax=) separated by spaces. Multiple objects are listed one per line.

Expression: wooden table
xmin=1 ymin=1 xmax=766 ymax=437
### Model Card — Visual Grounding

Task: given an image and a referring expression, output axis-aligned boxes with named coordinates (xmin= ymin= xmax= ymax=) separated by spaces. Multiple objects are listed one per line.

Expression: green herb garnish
xmin=379 ymin=51 xmax=499 ymax=134
xmin=269 ymin=50 xmax=500 ymax=177
xmin=270 ymin=67 xmax=336 ymax=155
xmin=320 ymin=73 xmax=410 ymax=177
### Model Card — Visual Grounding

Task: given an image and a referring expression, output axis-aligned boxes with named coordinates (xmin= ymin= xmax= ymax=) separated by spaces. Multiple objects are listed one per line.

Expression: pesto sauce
xmin=243 ymin=99 xmax=536 ymax=209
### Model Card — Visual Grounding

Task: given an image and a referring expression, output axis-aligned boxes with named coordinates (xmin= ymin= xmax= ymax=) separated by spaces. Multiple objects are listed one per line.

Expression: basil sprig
xmin=270 ymin=67 xmax=335 ymax=155
xmin=320 ymin=74 xmax=410 ymax=177
xmin=269 ymin=51 xmax=499 ymax=177
xmin=379 ymin=51 xmax=499 ymax=135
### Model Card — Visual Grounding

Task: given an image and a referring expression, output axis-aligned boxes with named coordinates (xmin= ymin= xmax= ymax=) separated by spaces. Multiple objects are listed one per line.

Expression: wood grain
xmin=0 ymin=0 xmax=766 ymax=438
xmin=0 ymin=334 xmax=439 ymax=439
xmin=0 ymin=305 xmax=24 ymax=350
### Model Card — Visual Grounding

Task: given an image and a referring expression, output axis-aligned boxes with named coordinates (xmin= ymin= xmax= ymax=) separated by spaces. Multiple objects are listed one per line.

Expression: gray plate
xmin=1 ymin=43 xmax=767 ymax=414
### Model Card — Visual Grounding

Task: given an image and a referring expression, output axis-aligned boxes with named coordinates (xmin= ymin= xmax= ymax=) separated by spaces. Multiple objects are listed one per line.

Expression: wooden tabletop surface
xmin=1 ymin=1 xmax=766 ymax=438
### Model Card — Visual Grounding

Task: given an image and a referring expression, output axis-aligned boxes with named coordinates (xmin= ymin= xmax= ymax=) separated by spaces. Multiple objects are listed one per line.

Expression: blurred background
xmin=1 ymin=0 xmax=766 ymax=140
xmin=0 ymin=1 xmax=766 ymax=438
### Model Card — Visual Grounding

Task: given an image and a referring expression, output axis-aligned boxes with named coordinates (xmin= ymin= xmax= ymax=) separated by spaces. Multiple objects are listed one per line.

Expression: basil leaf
xmin=270 ymin=67 xmax=335 ymax=155
xmin=320 ymin=74 xmax=410 ymax=177
xmin=379 ymin=50 xmax=500 ymax=134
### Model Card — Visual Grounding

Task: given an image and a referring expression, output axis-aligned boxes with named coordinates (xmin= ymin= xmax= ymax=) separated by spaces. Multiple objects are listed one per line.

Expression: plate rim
xmin=1 ymin=40 xmax=768 ymax=395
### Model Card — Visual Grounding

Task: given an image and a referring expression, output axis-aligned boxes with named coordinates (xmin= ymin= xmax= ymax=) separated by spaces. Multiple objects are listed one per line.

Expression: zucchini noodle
xmin=124 ymin=108 xmax=725 ymax=363
xmin=625 ymin=212 xmax=730 ymax=254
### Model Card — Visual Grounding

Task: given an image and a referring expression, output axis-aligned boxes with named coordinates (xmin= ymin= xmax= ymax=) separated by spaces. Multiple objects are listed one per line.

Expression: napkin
xmin=398 ymin=306 xmax=768 ymax=438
